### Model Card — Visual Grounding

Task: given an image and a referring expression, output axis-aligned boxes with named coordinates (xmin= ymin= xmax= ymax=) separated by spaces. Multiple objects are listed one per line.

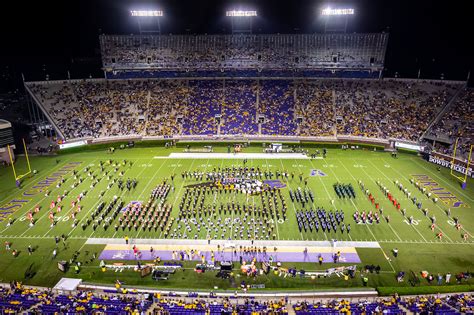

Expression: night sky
xmin=0 ymin=0 xmax=472 ymax=87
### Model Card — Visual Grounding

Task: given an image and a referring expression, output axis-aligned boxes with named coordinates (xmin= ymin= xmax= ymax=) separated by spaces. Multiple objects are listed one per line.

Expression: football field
xmin=0 ymin=144 xmax=473 ymax=292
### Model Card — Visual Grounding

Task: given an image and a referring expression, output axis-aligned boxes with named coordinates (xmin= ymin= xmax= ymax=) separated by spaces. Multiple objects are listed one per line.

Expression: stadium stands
xmin=105 ymin=69 xmax=381 ymax=80
xmin=153 ymin=297 xmax=288 ymax=314
xmin=259 ymin=80 xmax=296 ymax=136
xmin=221 ymin=80 xmax=258 ymax=135
xmin=295 ymin=80 xmax=335 ymax=137
xmin=427 ymin=88 xmax=474 ymax=160
xmin=293 ymin=294 xmax=473 ymax=315
xmin=293 ymin=299 xmax=403 ymax=314
xmin=334 ymin=79 xmax=459 ymax=141
xmin=0 ymin=286 xmax=42 ymax=314
xmin=1 ymin=283 xmax=472 ymax=314
xmin=184 ymin=80 xmax=222 ymax=135
xmin=99 ymin=34 xmax=389 ymax=72
xmin=35 ymin=293 xmax=152 ymax=314
xmin=26 ymin=78 xmax=462 ymax=142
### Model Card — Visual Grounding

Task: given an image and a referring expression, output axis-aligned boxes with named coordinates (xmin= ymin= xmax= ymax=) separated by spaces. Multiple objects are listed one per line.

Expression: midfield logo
xmin=185 ymin=178 xmax=286 ymax=194
xmin=121 ymin=201 xmax=143 ymax=212
xmin=310 ymin=169 xmax=327 ymax=177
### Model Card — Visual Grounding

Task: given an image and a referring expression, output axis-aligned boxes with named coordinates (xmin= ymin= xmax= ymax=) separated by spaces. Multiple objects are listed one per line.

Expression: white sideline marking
xmin=154 ymin=153 xmax=313 ymax=159
xmin=85 ymin=238 xmax=381 ymax=248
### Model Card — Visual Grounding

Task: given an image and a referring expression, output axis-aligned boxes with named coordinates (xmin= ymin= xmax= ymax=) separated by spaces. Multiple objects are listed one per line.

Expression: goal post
xmin=450 ymin=138 xmax=472 ymax=186
xmin=7 ymin=145 xmax=17 ymax=181
xmin=7 ymin=138 xmax=32 ymax=183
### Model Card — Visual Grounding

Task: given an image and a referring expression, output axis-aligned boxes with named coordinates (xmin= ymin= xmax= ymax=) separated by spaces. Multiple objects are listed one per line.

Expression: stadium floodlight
xmin=130 ymin=10 xmax=163 ymax=34
xmin=130 ymin=10 xmax=163 ymax=17
xmin=321 ymin=7 xmax=354 ymax=16
xmin=226 ymin=10 xmax=257 ymax=34
xmin=321 ymin=7 xmax=354 ymax=33
xmin=226 ymin=10 xmax=257 ymax=17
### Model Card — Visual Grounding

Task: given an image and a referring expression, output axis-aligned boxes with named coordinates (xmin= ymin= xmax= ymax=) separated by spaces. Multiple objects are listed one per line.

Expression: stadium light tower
xmin=321 ymin=6 xmax=354 ymax=33
xmin=130 ymin=10 xmax=163 ymax=34
xmin=226 ymin=10 xmax=257 ymax=34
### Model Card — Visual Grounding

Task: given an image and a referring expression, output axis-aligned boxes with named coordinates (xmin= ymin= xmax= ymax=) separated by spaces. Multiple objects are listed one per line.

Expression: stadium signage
xmin=395 ymin=142 xmax=424 ymax=152
xmin=59 ymin=140 xmax=87 ymax=150
xmin=0 ymin=162 xmax=82 ymax=222
xmin=411 ymin=174 xmax=466 ymax=208
xmin=428 ymin=155 xmax=473 ymax=178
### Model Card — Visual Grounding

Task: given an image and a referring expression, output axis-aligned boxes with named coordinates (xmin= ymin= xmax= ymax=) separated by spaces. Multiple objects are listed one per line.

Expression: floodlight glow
xmin=226 ymin=10 xmax=257 ymax=17
xmin=130 ymin=10 xmax=163 ymax=17
xmin=321 ymin=8 xmax=354 ymax=16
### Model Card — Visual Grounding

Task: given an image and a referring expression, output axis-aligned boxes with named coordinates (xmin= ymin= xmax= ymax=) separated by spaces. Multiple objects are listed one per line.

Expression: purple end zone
xmin=99 ymin=249 xmax=361 ymax=264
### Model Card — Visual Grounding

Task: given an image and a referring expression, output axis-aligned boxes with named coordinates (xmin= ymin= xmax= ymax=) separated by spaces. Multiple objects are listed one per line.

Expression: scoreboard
xmin=0 ymin=119 xmax=14 ymax=148
xmin=0 ymin=119 xmax=15 ymax=163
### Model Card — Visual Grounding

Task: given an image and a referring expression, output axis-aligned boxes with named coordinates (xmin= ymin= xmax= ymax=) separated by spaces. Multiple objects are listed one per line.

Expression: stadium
xmin=0 ymin=0 xmax=473 ymax=314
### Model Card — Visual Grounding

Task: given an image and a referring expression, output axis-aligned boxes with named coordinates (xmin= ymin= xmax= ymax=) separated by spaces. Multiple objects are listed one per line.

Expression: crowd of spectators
xmin=221 ymin=80 xmax=258 ymax=135
xmin=295 ymin=80 xmax=336 ymax=137
xmin=153 ymin=297 xmax=288 ymax=314
xmin=293 ymin=294 xmax=473 ymax=314
xmin=0 ymin=284 xmax=44 ymax=313
xmin=259 ymin=80 xmax=297 ymax=135
xmin=184 ymin=80 xmax=222 ymax=135
xmin=401 ymin=294 xmax=472 ymax=314
xmin=1 ymin=281 xmax=472 ymax=315
xmin=28 ymin=78 xmax=462 ymax=142
xmin=293 ymin=298 xmax=403 ymax=314
xmin=427 ymin=88 xmax=473 ymax=160
xmin=100 ymin=34 xmax=388 ymax=71
xmin=334 ymin=79 xmax=459 ymax=141
xmin=0 ymin=282 xmax=152 ymax=314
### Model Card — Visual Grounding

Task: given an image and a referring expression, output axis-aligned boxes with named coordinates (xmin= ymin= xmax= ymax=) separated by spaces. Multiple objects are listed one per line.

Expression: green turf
xmin=0 ymin=144 xmax=472 ymax=292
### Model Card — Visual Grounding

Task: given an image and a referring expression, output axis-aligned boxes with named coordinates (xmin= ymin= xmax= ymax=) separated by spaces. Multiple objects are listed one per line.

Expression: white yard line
xmin=78 ymin=230 xmax=96 ymax=252
xmin=307 ymin=159 xmax=348 ymax=241
xmin=17 ymin=159 xmax=99 ymax=237
xmin=43 ymin=162 xmax=123 ymax=237
xmin=339 ymin=160 xmax=403 ymax=242
xmin=343 ymin=158 xmax=430 ymax=243
xmin=134 ymin=159 xmax=177 ymax=239
xmin=104 ymin=158 xmax=166 ymax=239
xmin=321 ymin=158 xmax=379 ymax=242
xmin=67 ymin=159 xmax=139 ymax=237
xmin=384 ymin=158 xmax=473 ymax=238
xmin=366 ymin=159 xmax=455 ymax=243
xmin=288 ymin=158 xmax=321 ymax=241
xmin=45 ymin=159 xmax=136 ymax=238
xmin=323 ymin=158 xmax=396 ymax=270
xmin=1 ymin=234 xmax=472 ymax=246
xmin=0 ymin=157 xmax=74 ymax=205
xmin=268 ymin=159 xmax=284 ymax=240
xmin=0 ymin=159 xmax=78 ymax=234
xmin=163 ymin=159 xmax=198 ymax=240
